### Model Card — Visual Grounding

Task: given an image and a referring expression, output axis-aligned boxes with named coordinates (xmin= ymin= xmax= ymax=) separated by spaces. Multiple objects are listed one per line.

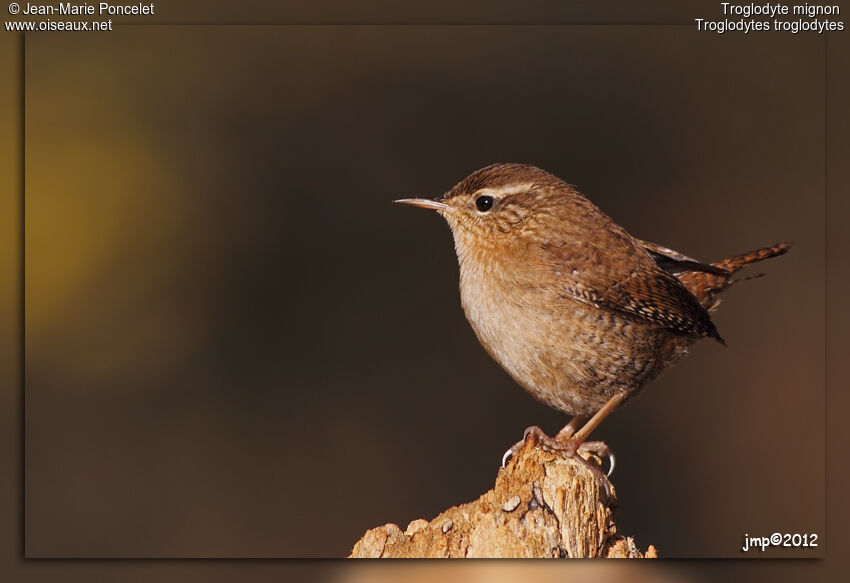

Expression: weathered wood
xmin=350 ymin=436 xmax=656 ymax=558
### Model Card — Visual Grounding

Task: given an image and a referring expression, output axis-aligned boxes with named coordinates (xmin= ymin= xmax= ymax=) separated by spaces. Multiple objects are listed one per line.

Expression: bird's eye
xmin=475 ymin=195 xmax=495 ymax=212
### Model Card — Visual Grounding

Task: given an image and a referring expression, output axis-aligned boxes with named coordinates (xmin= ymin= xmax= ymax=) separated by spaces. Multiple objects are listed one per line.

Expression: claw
xmin=578 ymin=441 xmax=616 ymax=478
xmin=502 ymin=426 xmax=548 ymax=467
xmin=501 ymin=448 xmax=513 ymax=468
xmin=502 ymin=428 xmax=617 ymax=503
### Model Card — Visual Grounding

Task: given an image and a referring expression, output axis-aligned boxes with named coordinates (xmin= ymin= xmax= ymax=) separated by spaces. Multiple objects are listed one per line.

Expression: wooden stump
xmin=349 ymin=436 xmax=656 ymax=558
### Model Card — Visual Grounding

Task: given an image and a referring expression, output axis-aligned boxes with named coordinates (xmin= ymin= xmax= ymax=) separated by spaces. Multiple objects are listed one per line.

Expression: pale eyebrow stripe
xmin=474 ymin=182 xmax=535 ymax=198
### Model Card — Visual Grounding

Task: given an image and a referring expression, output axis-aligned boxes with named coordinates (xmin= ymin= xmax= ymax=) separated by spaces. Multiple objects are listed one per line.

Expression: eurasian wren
xmin=397 ymin=163 xmax=788 ymax=474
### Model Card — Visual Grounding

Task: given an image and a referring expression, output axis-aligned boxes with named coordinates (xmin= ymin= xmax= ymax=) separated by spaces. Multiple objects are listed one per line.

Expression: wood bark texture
xmin=349 ymin=435 xmax=657 ymax=558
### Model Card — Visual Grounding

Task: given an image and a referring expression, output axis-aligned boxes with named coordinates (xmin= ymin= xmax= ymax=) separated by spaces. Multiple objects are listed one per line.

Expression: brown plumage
xmin=396 ymin=163 xmax=789 ymax=468
xmin=649 ymin=241 xmax=791 ymax=311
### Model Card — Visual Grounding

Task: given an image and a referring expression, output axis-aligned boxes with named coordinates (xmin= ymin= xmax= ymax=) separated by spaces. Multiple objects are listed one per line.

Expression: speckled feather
xmin=449 ymin=164 xmax=723 ymax=339
xmin=433 ymin=163 xmax=788 ymax=415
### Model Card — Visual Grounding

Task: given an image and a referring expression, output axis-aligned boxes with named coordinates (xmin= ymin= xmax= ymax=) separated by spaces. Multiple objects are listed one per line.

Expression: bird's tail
xmin=676 ymin=242 xmax=791 ymax=311
xmin=713 ymin=242 xmax=792 ymax=274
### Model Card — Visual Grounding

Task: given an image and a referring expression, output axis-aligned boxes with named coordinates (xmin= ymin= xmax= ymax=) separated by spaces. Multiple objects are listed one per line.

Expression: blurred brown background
xmin=18 ymin=22 xmax=826 ymax=561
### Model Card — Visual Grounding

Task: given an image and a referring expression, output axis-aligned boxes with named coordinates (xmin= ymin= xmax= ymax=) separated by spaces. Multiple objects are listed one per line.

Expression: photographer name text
xmin=18 ymin=2 xmax=153 ymax=16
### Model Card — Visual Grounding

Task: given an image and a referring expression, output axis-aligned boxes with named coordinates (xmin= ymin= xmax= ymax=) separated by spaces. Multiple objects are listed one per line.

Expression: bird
xmin=396 ymin=163 xmax=789 ymax=482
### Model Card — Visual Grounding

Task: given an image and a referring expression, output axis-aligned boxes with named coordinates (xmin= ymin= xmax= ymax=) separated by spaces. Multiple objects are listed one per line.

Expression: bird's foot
xmin=502 ymin=426 xmax=614 ymax=474
xmin=501 ymin=426 xmax=615 ymax=501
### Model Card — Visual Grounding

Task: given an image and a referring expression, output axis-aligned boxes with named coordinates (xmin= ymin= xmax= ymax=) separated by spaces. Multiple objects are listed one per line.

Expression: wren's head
xmin=396 ymin=163 xmax=594 ymax=262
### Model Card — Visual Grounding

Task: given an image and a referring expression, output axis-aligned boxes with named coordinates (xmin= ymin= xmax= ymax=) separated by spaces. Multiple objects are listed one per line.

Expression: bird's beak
xmin=394 ymin=197 xmax=449 ymax=211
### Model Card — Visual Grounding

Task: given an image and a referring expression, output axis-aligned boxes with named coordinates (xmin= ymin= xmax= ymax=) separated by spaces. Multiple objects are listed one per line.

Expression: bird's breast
xmin=456 ymin=256 xmax=690 ymax=415
xmin=458 ymin=258 xmax=572 ymax=392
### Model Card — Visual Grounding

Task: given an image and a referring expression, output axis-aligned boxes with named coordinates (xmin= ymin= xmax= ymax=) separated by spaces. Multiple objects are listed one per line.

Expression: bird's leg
xmin=562 ymin=392 xmax=627 ymax=456
xmin=553 ymin=417 xmax=615 ymax=476
xmin=557 ymin=392 xmax=627 ymax=488
xmin=555 ymin=415 xmax=587 ymax=441
xmin=502 ymin=393 xmax=627 ymax=498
